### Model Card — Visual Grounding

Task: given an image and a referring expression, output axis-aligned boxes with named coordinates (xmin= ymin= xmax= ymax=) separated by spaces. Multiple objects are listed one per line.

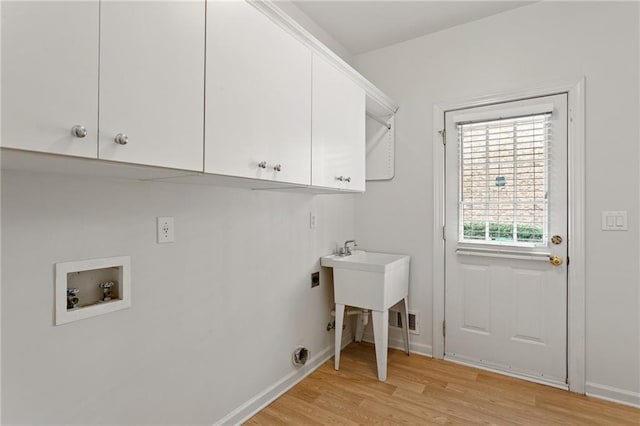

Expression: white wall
xmin=274 ymin=1 xmax=355 ymax=65
xmin=1 ymin=170 xmax=354 ymax=424
xmin=353 ymin=1 xmax=640 ymax=403
xmin=0 ymin=2 xmax=3 ymax=421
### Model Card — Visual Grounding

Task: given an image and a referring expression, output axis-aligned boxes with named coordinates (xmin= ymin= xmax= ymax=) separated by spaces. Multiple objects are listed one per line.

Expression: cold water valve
xmin=67 ymin=288 xmax=80 ymax=310
xmin=99 ymin=281 xmax=115 ymax=302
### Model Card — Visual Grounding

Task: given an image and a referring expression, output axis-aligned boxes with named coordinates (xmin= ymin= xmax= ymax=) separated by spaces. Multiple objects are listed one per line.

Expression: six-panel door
xmin=98 ymin=1 xmax=205 ymax=171
xmin=205 ymin=1 xmax=312 ymax=185
xmin=1 ymin=1 xmax=99 ymax=158
xmin=312 ymin=54 xmax=366 ymax=191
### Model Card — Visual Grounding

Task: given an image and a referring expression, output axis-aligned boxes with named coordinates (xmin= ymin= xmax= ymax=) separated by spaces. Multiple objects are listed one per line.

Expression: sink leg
xmin=334 ymin=303 xmax=345 ymax=370
xmin=371 ymin=310 xmax=389 ymax=381
xmin=399 ymin=297 xmax=410 ymax=355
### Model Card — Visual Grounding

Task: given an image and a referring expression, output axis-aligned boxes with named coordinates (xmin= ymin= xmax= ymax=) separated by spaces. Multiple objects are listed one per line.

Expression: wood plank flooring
xmin=247 ymin=343 xmax=640 ymax=425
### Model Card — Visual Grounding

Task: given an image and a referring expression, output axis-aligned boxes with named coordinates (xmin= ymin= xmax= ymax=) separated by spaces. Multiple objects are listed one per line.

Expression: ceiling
xmin=292 ymin=1 xmax=536 ymax=55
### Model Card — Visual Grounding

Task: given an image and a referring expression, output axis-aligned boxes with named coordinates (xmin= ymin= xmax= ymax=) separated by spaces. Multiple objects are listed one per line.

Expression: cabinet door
xmin=311 ymin=54 xmax=366 ymax=191
xmin=206 ymin=0 xmax=311 ymax=185
xmin=1 ymin=1 xmax=99 ymax=157
xmin=98 ymin=1 xmax=205 ymax=171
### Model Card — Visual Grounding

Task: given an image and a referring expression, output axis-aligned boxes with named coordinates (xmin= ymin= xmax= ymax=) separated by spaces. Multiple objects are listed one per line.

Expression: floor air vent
xmin=388 ymin=309 xmax=419 ymax=335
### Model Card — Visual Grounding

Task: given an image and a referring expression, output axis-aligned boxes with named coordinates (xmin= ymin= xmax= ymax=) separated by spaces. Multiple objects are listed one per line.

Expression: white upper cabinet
xmin=205 ymin=0 xmax=312 ymax=185
xmin=311 ymin=54 xmax=366 ymax=191
xmin=1 ymin=1 xmax=99 ymax=158
xmin=98 ymin=1 xmax=205 ymax=171
xmin=1 ymin=0 xmax=392 ymax=190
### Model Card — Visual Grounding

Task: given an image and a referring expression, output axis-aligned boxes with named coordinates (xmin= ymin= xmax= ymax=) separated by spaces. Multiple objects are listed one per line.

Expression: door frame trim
xmin=432 ymin=78 xmax=586 ymax=393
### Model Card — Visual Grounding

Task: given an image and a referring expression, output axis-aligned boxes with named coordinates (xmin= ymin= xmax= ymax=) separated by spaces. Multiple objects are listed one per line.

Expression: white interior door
xmin=444 ymin=94 xmax=568 ymax=386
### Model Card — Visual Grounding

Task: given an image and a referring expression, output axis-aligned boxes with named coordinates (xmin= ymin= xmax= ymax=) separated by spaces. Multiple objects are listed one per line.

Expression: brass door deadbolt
xmin=551 ymin=235 xmax=563 ymax=245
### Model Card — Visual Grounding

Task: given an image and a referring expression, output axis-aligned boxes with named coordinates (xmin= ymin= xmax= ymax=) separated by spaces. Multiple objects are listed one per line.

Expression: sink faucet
xmin=340 ymin=239 xmax=357 ymax=256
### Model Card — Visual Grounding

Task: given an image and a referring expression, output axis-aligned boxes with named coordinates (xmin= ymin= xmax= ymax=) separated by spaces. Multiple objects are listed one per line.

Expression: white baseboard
xmin=585 ymin=382 xmax=640 ymax=408
xmin=214 ymin=330 xmax=353 ymax=425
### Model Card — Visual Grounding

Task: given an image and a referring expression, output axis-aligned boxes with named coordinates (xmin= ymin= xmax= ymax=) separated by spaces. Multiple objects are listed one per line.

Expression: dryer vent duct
xmin=292 ymin=346 xmax=309 ymax=367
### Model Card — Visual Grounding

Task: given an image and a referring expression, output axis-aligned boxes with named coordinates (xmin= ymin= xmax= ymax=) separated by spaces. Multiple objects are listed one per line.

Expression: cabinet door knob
xmin=258 ymin=161 xmax=267 ymax=169
xmin=273 ymin=164 xmax=282 ymax=172
xmin=335 ymin=176 xmax=344 ymax=182
xmin=114 ymin=133 xmax=128 ymax=145
xmin=71 ymin=125 xmax=87 ymax=138
xmin=345 ymin=176 xmax=351 ymax=183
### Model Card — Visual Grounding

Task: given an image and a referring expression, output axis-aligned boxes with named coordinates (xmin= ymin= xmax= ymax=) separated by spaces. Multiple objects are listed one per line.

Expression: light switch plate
xmin=601 ymin=211 xmax=628 ymax=231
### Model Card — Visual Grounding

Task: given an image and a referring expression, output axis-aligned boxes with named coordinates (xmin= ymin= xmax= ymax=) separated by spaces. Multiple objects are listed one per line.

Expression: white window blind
xmin=458 ymin=113 xmax=551 ymax=245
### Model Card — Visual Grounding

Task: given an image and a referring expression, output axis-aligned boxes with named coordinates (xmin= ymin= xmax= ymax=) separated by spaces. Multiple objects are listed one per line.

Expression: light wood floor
xmin=247 ymin=342 xmax=640 ymax=425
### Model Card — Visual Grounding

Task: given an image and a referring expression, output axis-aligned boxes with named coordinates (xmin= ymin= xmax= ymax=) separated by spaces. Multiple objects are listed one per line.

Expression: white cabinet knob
xmin=71 ymin=125 xmax=87 ymax=138
xmin=114 ymin=133 xmax=128 ymax=145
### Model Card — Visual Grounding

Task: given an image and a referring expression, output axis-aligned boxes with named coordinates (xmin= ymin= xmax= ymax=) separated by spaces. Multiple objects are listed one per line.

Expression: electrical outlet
xmin=311 ymin=271 xmax=320 ymax=288
xmin=310 ymin=212 xmax=317 ymax=229
xmin=157 ymin=217 xmax=174 ymax=243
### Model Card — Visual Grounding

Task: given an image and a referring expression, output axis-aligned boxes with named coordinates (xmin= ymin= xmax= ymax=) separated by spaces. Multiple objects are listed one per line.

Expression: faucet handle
xmin=343 ymin=240 xmax=357 ymax=255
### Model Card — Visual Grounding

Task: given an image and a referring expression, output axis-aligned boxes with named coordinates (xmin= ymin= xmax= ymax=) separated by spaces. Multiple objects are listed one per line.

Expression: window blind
xmin=458 ymin=113 xmax=550 ymax=245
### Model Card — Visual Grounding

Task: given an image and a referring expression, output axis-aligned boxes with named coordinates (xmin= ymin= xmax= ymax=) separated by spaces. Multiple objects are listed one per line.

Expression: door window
xmin=458 ymin=113 xmax=550 ymax=246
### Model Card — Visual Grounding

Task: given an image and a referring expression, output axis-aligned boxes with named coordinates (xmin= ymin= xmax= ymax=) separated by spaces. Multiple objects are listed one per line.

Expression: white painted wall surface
xmin=353 ymin=1 xmax=640 ymax=402
xmin=0 ymin=1 xmax=3 ymax=419
xmin=274 ymin=1 xmax=355 ymax=65
xmin=0 ymin=0 xmax=3 ymax=419
xmin=1 ymin=170 xmax=354 ymax=424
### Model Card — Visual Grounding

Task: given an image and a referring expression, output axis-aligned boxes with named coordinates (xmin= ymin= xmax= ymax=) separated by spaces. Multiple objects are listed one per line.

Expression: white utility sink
xmin=321 ymin=250 xmax=411 ymax=381
xmin=320 ymin=250 xmax=408 ymax=272
xmin=321 ymin=250 xmax=410 ymax=311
